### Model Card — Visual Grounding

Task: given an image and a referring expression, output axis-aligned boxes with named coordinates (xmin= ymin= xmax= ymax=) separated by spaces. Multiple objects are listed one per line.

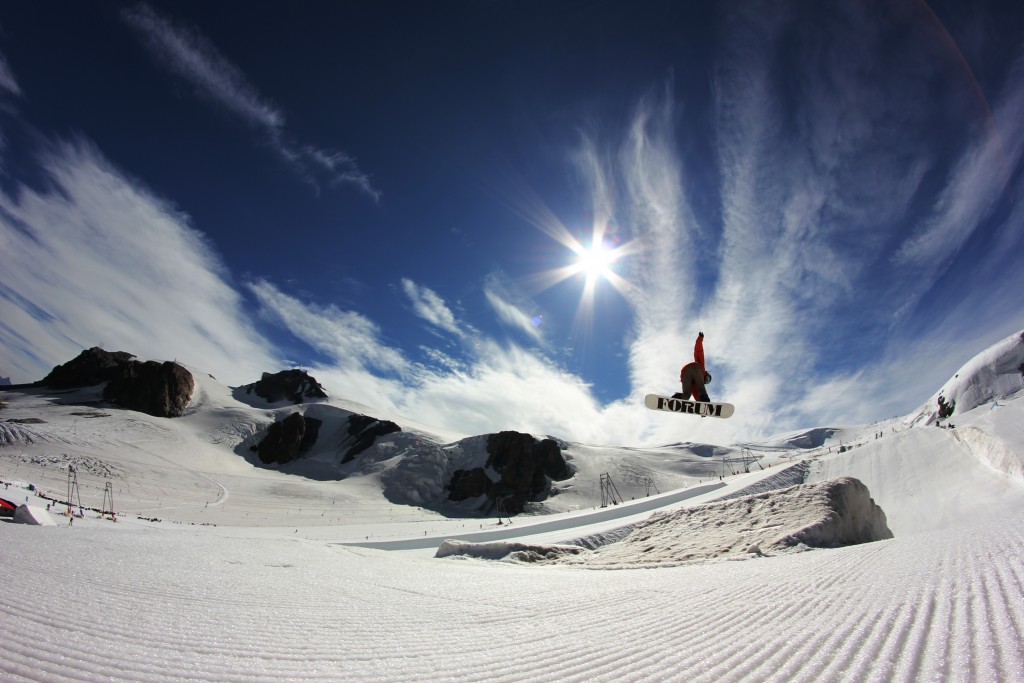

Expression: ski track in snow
xmin=2 ymin=514 xmax=1023 ymax=682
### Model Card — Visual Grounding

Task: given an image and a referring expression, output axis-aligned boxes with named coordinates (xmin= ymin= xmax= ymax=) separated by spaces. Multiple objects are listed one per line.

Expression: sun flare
xmin=571 ymin=240 xmax=618 ymax=281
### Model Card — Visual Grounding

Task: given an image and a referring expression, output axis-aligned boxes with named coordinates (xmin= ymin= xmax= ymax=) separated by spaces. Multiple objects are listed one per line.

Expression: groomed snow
xmin=1 ymin=329 xmax=1023 ymax=681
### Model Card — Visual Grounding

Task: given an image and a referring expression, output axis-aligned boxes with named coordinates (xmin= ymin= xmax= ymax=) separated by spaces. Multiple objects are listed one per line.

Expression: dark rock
xmin=448 ymin=468 xmax=493 ymax=501
xmin=448 ymin=431 xmax=573 ymax=514
xmin=245 ymin=369 xmax=327 ymax=404
xmin=256 ymin=412 xmax=322 ymax=465
xmin=342 ymin=414 xmax=401 ymax=463
xmin=41 ymin=347 xmax=134 ymax=389
xmin=39 ymin=348 xmax=194 ymax=418
xmin=937 ymin=394 xmax=955 ymax=419
xmin=103 ymin=360 xmax=195 ymax=418
xmin=537 ymin=437 xmax=571 ymax=480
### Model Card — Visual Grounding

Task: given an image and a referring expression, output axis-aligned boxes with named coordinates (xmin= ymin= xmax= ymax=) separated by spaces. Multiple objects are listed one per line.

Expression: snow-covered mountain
xmin=2 ymin=330 xmax=1023 ymax=682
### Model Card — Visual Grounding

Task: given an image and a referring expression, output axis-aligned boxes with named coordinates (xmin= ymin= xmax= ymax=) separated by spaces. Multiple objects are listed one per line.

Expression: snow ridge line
xmin=954 ymin=425 xmax=1024 ymax=481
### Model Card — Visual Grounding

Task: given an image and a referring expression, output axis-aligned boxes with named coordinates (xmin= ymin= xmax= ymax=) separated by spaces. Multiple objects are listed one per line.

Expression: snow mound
xmin=908 ymin=329 xmax=1024 ymax=427
xmin=571 ymin=477 xmax=892 ymax=568
xmin=435 ymin=539 xmax=587 ymax=562
xmin=13 ymin=504 xmax=57 ymax=526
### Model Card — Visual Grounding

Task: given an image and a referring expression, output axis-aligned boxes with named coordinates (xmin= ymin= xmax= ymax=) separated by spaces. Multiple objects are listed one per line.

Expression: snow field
xmin=2 ymin=510 xmax=1023 ymax=682
xmin=2 ymin=331 xmax=1024 ymax=681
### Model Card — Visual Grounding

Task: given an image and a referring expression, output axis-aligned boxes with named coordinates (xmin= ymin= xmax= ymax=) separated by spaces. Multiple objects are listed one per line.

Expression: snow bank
xmin=435 ymin=539 xmax=587 ymax=562
xmin=956 ymin=425 xmax=1024 ymax=482
xmin=13 ymin=504 xmax=57 ymax=526
xmin=569 ymin=477 xmax=891 ymax=568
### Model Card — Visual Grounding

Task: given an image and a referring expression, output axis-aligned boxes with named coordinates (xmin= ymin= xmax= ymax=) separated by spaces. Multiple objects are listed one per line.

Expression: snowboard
xmin=644 ymin=393 xmax=735 ymax=419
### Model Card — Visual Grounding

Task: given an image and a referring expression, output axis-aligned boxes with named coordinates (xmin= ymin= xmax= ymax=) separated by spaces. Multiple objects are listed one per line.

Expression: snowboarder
xmin=675 ymin=331 xmax=712 ymax=403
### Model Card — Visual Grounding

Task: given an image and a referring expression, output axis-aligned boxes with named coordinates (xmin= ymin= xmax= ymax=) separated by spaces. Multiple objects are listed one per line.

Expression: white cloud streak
xmin=0 ymin=52 xmax=20 ymax=97
xmin=121 ymin=4 xmax=281 ymax=131
xmin=121 ymin=3 xmax=379 ymax=200
xmin=483 ymin=278 xmax=544 ymax=344
xmin=400 ymin=279 xmax=462 ymax=337
xmin=248 ymin=279 xmax=407 ymax=375
xmin=892 ymin=52 xmax=1024 ymax=316
xmin=0 ymin=138 xmax=277 ymax=385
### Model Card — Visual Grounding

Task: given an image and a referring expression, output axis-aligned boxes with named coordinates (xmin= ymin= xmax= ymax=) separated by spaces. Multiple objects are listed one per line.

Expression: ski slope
xmin=1 ymin=331 xmax=1023 ymax=681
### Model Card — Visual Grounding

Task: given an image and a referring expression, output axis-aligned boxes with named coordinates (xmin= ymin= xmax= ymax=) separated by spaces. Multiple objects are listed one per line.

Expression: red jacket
xmin=694 ymin=334 xmax=705 ymax=372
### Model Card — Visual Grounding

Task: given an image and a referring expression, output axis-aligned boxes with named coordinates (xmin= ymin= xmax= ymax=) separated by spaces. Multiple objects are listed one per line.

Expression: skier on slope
xmin=674 ymin=331 xmax=712 ymax=403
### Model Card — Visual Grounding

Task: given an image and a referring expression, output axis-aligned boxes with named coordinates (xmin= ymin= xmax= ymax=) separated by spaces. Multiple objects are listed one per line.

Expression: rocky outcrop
xmin=244 ymin=370 xmax=327 ymax=404
xmin=41 ymin=347 xmax=134 ymax=389
xmin=447 ymin=431 xmax=573 ymax=514
xmin=103 ymin=360 xmax=195 ymax=418
xmin=342 ymin=414 xmax=401 ymax=463
xmin=447 ymin=467 xmax=492 ymax=501
xmin=256 ymin=412 xmax=322 ymax=465
xmin=40 ymin=348 xmax=194 ymax=418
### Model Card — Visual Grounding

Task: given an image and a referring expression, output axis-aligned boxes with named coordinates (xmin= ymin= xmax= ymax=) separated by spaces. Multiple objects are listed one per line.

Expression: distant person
xmin=675 ymin=331 xmax=712 ymax=402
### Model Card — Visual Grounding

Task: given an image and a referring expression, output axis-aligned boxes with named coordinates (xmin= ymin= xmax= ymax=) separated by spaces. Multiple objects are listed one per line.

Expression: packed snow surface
xmin=1 ymin=329 xmax=1024 ymax=681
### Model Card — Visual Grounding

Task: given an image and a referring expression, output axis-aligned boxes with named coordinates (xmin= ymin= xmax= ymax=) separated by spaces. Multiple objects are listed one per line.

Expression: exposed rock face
xmin=448 ymin=467 xmax=492 ymax=501
xmin=342 ymin=414 xmax=401 ymax=463
xmin=447 ymin=431 xmax=573 ymax=514
xmin=103 ymin=361 xmax=195 ymax=418
xmin=256 ymin=412 xmax=322 ymax=465
xmin=40 ymin=348 xmax=194 ymax=418
xmin=245 ymin=370 xmax=327 ymax=404
xmin=41 ymin=347 xmax=134 ymax=389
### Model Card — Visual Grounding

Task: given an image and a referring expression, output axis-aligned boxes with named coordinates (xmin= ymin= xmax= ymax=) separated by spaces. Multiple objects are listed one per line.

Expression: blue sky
xmin=1 ymin=1 xmax=1022 ymax=445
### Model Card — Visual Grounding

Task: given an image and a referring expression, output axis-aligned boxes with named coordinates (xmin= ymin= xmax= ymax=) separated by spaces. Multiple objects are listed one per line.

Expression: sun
xmin=505 ymin=184 xmax=641 ymax=330
xmin=571 ymin=239 xmax=618 ymax=282
xmin=519 ymin=212 xmax=641 ymax=333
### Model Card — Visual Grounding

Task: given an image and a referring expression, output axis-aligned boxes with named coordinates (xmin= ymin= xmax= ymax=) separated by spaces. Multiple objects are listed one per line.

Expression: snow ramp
xmin=439 ymin=477 xmax=892 ymax=567
xmin=13 ymin=504 xmax=57 ymax=526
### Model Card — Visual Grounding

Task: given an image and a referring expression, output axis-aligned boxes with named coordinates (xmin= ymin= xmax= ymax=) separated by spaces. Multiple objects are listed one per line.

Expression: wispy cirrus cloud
xmin=0 ymin=137 xmax=277 ymax=385
xmin=121 ymin=3 xmax=379 ymax=200
xmin=483 ymin=276 xmax=544 ymax=344
xmin=400 ymin=278 xmax=462 ymax=337
xmin=0 ymin=51 xmax=20 ymax=97
xmin=248 ymin=278 xmax=407 ymax=374
xmin=893 ymin=51 xmax=1024 ymax=313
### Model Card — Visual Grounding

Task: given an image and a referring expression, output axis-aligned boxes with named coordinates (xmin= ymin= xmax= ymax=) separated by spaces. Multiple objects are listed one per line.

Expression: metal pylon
xmin=101 ymin=481 xmax=116 ymax=522
xmin=599 ymin=473 xmax=623 ymax=508
xmin=66 ymin=465 xmax=84 ymax=517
